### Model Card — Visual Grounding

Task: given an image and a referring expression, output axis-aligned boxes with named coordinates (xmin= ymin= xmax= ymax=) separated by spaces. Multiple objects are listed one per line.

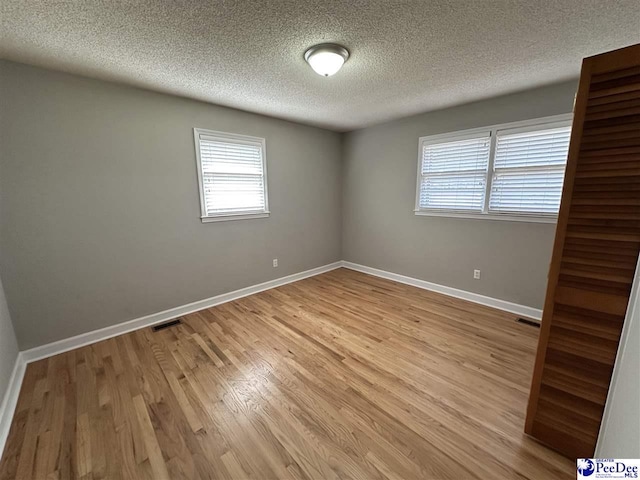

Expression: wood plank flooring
xmin=0 ymin=268 xmax=575 ymax=479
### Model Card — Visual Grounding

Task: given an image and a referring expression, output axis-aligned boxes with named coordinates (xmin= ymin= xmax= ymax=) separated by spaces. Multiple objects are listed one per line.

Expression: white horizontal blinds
xmin=199 ymin=135 xmax=266 ymax=215
xmin=494 ymin=126 xmax=571 ymax=169
xmin=419 ymin=135 xmax=490 ymax=211
xmin=490 ymin=125 xmax=571 ymax=214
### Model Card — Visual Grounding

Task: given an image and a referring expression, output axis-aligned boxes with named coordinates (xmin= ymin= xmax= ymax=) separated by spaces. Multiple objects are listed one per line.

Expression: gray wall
xmin=0 ymin=276 xmax=18 ymax=407
xmin=0 ymin=60 xmax=342 ymax=349
xmin=596 ymin=260 xmax=640 ymax=457
xmin=342 ymin=81 xmax=578 ymax=309
xmin=0 ymin=60 xmax=579 ymax=350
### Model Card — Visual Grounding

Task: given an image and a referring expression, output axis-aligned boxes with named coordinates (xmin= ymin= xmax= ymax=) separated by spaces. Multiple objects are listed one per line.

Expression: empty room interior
xmin=1 ymin=1 xmax=639 ymax=479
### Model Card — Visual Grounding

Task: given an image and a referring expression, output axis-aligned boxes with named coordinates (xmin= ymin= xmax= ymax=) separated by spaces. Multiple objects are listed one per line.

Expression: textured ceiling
xmin=1 ymin=1 xmax=639 ymax=131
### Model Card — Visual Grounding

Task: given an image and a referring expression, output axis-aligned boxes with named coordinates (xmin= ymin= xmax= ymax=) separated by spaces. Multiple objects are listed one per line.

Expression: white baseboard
xmin=2 ymin=259 xmax=541 ymax=458
xmin=20 ymin=259 xmax=541 ymax=366
xmin=21 ymin=261 xmax=342 ymax=364
xmin=2 ymin=261 xmax=339 ymax=458
xmin=0 ymin=352 xmax=26 ymax=457
xmin=342 ymin=261 xmax=542 ymax=321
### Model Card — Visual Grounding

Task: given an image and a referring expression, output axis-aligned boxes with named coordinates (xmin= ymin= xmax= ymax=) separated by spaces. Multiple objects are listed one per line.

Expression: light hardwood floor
xmin=0 ymin=268 xmax=574 ymax=479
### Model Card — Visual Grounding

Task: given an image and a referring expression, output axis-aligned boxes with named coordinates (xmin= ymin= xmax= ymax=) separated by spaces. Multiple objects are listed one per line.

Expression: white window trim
xmin=414 ymin=113 xmax=573 ymax=223
xmin=194 ymin=128 xmax=270 ymax=223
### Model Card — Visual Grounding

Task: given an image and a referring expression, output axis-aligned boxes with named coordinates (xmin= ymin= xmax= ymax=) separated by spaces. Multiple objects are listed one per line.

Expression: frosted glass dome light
xmin=304 ymin=44 xmax=349 ymax=77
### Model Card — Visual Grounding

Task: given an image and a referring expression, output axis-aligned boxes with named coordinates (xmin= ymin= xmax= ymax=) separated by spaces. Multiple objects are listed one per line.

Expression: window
xmin=490 ymin=125 xmax=571 ymax=215
xmin=194 ymin=128 xmax=269 ymax=222
xmin=418 ymin=133 xmax=490 ymax=212
xmin=415 ymin=115 xmax=572 ymax=222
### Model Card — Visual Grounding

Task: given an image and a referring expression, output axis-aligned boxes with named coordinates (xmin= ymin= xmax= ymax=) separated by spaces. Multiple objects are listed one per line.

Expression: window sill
xmin=201 ymin=212 xmax=270 ymax=223
xmin=414 ymin=210 xmax=557 ymax=224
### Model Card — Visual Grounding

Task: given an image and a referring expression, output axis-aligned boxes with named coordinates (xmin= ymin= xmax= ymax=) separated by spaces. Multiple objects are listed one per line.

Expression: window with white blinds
xmin=415 ymin=115 xmax=572 ymax=221
xmin=490 ymin=125 xmax=571 ymax=215
xmin=419 ymin=135 xmax=490 ymax=211
xmin=194 ymin=129 xmax=269 ymax=222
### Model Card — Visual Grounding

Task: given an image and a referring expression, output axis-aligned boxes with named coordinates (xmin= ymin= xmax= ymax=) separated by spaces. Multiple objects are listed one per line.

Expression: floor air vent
xmin=517 ymin=318 xmax=540 ymax=328
xmin=152 ymin=318 xmax=182 ymax=332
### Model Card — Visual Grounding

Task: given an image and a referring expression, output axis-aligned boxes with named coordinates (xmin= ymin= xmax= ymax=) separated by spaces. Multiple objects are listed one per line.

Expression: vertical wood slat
xmin=525 ymin=43 xmax=640 ymax=459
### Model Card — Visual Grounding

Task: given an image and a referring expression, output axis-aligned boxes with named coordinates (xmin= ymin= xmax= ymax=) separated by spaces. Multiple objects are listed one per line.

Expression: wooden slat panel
xmin=588 ymin=81 xmax=640 ymax=99
xmin=564 ymin=236 xmax=640 ymax=252
xmin=592 ymin=65 xmax=640 ymax=83
xmin=572 ymin=197 xmax=640 ymax=206
xmin=567 ymin=214 xmax=640 ymax=225
xmin=526 ymin=43 xmax=640 ymax=459
xmin=538 ymin=385 xmax=604 ymax=423
xmin=540 ymin=363 xmax=609 ymax=404
xmin=544 ymin=348 xmax=616 ymax=390
xmin=535 ymin=402 xmax=600 ymax=440
xmin=547 ymin=326 xmax=619 ymax=364
xmin=580 ymin=138 xmax=640 ymax=150
xmin=590 ymin=74 xmax=640 ymax=92
xmin=574 ymin=175 xmax=640 ymax=187
xmin=539 ymin=396 xmax=599 ymax=438
xmin=586 ymin=97 xmax=640 ymax=115
xmin=558 ymin=276 xmax=630 ymax=297
xmin=531 ymin=422 xmax=595 ymax=460
xmin=564 ymin=230 xmax=640 ymax=242
xmin=560 ymin=265 xmax=635 ymax=284
xmin=552 ymin=305 xmax=623 ymax=341
xmin=582 ymin=128 xmax=640 ymax=146
xmin=554 ymin=286 xmax=630 ymax=314
xmin=582 ymin=119 xmax=640 ymax=135
xmin=575 ymin=167 xmax=640 ymax=177
xmin=572 ymin=190 xmax=640 ymax=202
xmin=569 ymin=211 xmax=640 ymax=221
xmin=562 ymin=254 xmax=637 ymax=270
xmin=580 ymin=146 xmax=640 ymax=157
xmin=577 ymin=159 xmax=640 ymax=171
xmin=561 ymin=260 xmax=635 ymax=276
xmin=583 ymin=114 xmax=640 ymax=132
xmin=585 ymin=105 xmax=640 ymax=122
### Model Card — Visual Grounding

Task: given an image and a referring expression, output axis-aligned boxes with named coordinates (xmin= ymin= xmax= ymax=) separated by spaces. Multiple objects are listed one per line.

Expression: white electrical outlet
xmin=473 ymin=269 xmax=481 ymax=280
xmin=273 ymin=259 xmax=278 ymax=268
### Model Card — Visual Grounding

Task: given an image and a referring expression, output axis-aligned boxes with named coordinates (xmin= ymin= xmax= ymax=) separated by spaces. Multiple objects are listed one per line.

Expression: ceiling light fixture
xmin=304 ymin=43 xmax=349 ymax=77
